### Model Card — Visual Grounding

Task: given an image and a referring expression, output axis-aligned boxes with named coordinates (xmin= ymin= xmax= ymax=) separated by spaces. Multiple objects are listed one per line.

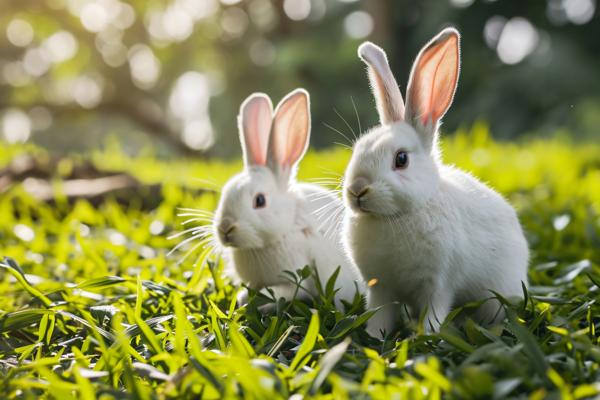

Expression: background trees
xmin=1 ymin=0 xmax=598 ymax=158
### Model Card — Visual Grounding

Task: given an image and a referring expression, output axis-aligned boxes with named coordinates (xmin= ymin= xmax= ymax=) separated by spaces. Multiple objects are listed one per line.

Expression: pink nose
xmin=218 ymin=218 xmax=232 ymax=233
xmin=218 ymin=218 xmax=236 ymax=241
xmin=348 ymin=177 xmax=370 ymax=198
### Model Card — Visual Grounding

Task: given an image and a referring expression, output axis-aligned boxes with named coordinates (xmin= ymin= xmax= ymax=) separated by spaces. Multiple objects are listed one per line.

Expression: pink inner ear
xmin=272 ymin=91 xmax=310 ymax=168
xmin=241 ymin=95 xmax=272 ymax=166
xmin=410 ymin=33 xmax=459 ymax=126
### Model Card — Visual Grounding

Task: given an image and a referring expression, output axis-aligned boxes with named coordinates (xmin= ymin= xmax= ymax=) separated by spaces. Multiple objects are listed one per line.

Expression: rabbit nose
xmin=218 ymin=218 xmax=235 ymax=234
xmin=348 ymin=177 xmax=370 ymax=198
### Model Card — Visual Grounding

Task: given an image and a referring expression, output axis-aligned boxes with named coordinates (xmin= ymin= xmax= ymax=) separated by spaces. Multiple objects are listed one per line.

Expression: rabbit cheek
xmin=228 ymin=222 xmax=263 ymax=249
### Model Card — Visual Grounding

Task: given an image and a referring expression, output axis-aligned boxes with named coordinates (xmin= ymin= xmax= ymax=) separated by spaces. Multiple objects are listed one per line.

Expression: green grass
xmin=1 ymin=124 xmax=600 ymax=399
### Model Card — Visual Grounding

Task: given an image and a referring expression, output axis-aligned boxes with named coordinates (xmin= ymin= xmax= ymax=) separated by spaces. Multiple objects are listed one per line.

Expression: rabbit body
xmin=215 ymin=90 xmax=364 ymax=307
xmin=344 ymin=129 xmax=528 ymax=333
xmin=227 ymin=180 xmax=361 ymax=303
xmin=343 ymin=29 xmax=529 ymax=335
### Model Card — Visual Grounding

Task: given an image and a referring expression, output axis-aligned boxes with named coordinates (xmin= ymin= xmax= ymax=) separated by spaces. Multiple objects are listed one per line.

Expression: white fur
xmin=215 ymin=90 xmax=364 ymax=308
xmin=344 ymin=29 xmax=529 ymax=335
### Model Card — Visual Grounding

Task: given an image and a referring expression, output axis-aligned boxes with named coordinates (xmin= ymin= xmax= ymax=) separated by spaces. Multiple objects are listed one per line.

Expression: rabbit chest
xmin=345 ymin=210 xmax=450 ymax=303
xmin=231 ymin=231 xmax=313 ymax=290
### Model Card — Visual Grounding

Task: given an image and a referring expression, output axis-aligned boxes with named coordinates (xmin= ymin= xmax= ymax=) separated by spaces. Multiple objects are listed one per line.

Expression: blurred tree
xmin=0 ymin=0 xmax=598 ymax=159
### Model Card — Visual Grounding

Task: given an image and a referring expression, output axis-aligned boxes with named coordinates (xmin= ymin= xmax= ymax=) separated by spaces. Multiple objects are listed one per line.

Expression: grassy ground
xmin=1 ymin=125 xmax=600 ymax=399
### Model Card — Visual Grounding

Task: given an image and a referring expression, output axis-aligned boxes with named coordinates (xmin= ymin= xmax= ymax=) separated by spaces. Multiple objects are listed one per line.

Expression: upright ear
xmin=358 ymin=41 xmax=405 ymax=125
xmin=268 ymin=89 xmax=310 ymax=180
xmin=239 ymin=93 xmax=273 ymax=167
xmin=405 ymin=28 xmax=460 ymax=147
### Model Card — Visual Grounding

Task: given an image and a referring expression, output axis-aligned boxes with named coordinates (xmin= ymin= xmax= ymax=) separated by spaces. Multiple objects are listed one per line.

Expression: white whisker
xmin=350 ymin=96 xmax=362 ymax=139
xmin=315 ymin=199 xmax=345 ymax=239
xmin=323 ymin=122 xmax=354 ymax=147
xmin=334 ymin=142 xmax=353 ymax=151
xmin=168 ymin=233 xmax=211 ymax=256
xmin=167 ymin=226 xmax=209 ymax=240
xmin=180 ymin=217 xmax=214 ymax=225
xmin=307 ymin=177 xmax=341 ymax=185
xmin=323 ymin=204 xmax=345 ymax=240
xmin=334 ymin=107 xmax=357 ymax=142
xmin=190 ymin=177 xmax=222 ymax=191
xmin=306 ymin=191 xmax=337 ymax=202
xmin=177 ymin=208 xmax=215 ymax=215
xmin=312 ymin=199 xmax=339 ymax=218
xmin=176 ymin=212 xmax=214 ymax=218
xmin=176 ymin=238 xmax=213 ymax=266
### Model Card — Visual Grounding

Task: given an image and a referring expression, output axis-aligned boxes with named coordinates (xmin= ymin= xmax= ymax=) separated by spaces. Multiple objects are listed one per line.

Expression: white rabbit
xmin=342 ymin=28 xmax=529 ymax=335
xmin=214 ymin=89 xmax=364 ymax=308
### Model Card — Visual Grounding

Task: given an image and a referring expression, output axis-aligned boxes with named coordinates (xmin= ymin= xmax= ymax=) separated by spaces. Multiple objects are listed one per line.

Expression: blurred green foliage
xmin=1 ymin=126 xmax=600 ymax=398
xmin=1 ymin=0 xmax=599 ymax=158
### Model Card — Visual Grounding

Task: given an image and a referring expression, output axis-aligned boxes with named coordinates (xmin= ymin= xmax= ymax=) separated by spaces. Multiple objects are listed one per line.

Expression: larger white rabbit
xmin=214 ymin=89 xmax=364 ymax=308
xmin=342 ymin=28 xmax=529 ymax=335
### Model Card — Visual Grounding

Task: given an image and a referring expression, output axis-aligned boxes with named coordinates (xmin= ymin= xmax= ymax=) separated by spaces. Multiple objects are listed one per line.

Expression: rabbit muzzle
xmin=347 ymin=177 xmax=371 ymax=212
xmin=218 ymin=218 xmax=237 ymax=247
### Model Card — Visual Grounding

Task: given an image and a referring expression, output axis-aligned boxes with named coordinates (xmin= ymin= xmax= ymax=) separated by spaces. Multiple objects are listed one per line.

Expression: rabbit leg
xmin=474 ymin=297 xmax=506 ymax=326
xmin=366 ymin=288 xmax=396 ymax=337
xmin=423 ymin=290 xmax=453 ymax=333
xmin=263 ymin=283 xmax=309 ymax=302
xmin=257 ymin=283 xmax=309 ymax=313
xmin=237 ymin=288 xmax=249 ymax=305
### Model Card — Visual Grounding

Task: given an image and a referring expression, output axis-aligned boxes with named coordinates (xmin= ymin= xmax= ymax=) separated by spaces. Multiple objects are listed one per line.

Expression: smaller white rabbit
xmin=343 ymin=28 xmax=529 ymax=335
xmin=214 ymin=89 xmax=364 ymax=308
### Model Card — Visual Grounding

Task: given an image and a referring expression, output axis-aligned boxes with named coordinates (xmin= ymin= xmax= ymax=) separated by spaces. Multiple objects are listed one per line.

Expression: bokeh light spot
xmin=483 ymin=16 xmax=507 ymax=49
xmin=43 ymin=31 xmax=78 ymax=63
xmin=169 ymin=72 xmax=214 ymax=150
xmin=449 ymin=0 xmax=475 ymax=8
xmin=248 ymin=0 xmax=277 ymax=30
xmin=2 ymin=62 xmax=31 ymax=87
xmin=128 ymin=45 xmax=161 ymax=89
xmin=249 ymin=39 xmax=276 ymax=66
xmin=163 ymin=5 xmax=194 ymax=41
xmin=14 ymin=224 xmax=35 ymax=242
xmin=496 ymin=17 xmax=539 ymax=65
xmin=71 ymin=76 xmax=103 ymax=109
xmin=563 ymin=0 xmax=596 ymax=24
xmin=221 ymin=7 xmax=249 ymax=38
xmin=81 ymin=2 xmax=109 ymax=32
xmin=2 ymin=109 xmax=32 ymax=143
xmin=6 ymin=19 xmax=34 ymax=47
xmin=344 ymin=11 xmax=374 ymax=39
xmin=183 ymin=119 xmax=214 ymax=150
xmin=114 ymin=2 xmax=136 ymax=29
xmin=23 ymin=48 xmax=51 ymax=77
xmin=283 ymin=0 xmax=311 ymax=21
xmin=169 ymin=72 xmax=210 ymax=120
xmin=180 ymin=0 xmax=218 ymax=21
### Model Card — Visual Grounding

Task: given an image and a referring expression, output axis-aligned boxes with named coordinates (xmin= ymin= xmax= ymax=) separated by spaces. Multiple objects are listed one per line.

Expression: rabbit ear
xmin=239 ymin=93 xmax=273 ymax=167
xmin=358 ymin=41 xmax=405 ymax=125
xmin=268 ymin=89 xmax=310 ymax=180
xmin=405 ymin=28 xmax=460 ymax=147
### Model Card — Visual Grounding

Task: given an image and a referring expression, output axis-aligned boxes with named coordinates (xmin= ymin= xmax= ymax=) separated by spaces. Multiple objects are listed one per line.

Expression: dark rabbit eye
xmin=394 ymin=150 xmax=409 ymax=169
xmin=253 ymin=193 xmax=266 ymax=209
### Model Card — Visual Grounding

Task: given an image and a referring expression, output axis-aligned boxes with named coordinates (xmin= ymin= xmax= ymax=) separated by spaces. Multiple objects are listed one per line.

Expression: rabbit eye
xmin=394 ymin=150 xmax=409 ymax=170
xmin=253 ymin=193 xmax=266 ymax=209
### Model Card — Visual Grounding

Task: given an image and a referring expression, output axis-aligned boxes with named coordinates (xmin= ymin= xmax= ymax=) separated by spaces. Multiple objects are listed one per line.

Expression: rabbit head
xmin=344 ymin=28 xmax=460 ymax=216
xmin=214 ymin=89 xmax=311 ymax=249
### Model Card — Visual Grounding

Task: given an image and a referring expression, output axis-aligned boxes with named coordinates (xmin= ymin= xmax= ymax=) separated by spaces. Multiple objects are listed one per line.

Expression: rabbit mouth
xmin=220 ymin=237 xmax=237 ymax=248
xmin=218 ymin=230 xmax=239 ymax=248
xmin=356 ymin=198 xmax=368 ymax=212
xmin=349 ymin=195 xmax=371 ymax=214
xmin=218 ymin=229 xmax=265 ymax=249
